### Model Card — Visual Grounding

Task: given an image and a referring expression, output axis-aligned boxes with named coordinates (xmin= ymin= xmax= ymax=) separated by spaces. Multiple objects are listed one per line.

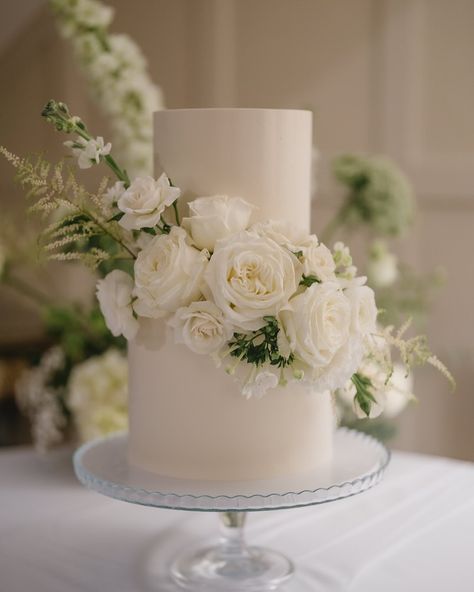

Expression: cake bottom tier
xmin=128 ymin=340 xmax=335 ymax=481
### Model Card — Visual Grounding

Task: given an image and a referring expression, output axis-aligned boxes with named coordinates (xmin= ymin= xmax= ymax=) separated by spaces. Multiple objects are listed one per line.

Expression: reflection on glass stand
xmin=171 ymin=511 xmax=293 ymax=591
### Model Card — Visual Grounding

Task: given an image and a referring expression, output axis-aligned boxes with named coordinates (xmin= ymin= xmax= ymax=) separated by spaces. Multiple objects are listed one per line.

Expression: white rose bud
xmin=345 ymin=285 xmax=378 ymax=336
xmin=367 ymin=241 xmax=399 ymax=288
xmin=182 ymin=195 xmax=254 ymax=251
xmin=280 ymin=282 xmax=351 ymax=369
xmin=301 ymin=239 xmax=336 ymax=281
xmin=169 ymin=301 xmax=233 ymax=355
xmin=96 ymin=270 xmax=139 ymax=340
xmin=133 ymin=227 xmax=208 ymax=318
xmin=204 ymin=231 xmax=303 ymax=331
xmin=118 ymin=173 xmax=180 ymax=230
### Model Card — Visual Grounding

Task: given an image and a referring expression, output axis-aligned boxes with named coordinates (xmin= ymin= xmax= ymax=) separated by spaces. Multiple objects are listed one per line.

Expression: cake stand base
xmin=171 ymin=511 xmax=292 ymax=591
xmin=73 ymin=428 xmax=390 ymax=591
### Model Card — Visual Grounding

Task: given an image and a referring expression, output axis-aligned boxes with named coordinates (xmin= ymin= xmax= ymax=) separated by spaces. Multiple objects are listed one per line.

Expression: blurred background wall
xmin=1 ymin=0 xmax=473 ymax=459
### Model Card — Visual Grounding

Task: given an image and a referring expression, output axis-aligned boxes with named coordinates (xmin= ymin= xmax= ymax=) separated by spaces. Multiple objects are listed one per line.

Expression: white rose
xmin=133 ymin=226 xmax=207 ymax=318
xmin=281 ymin=282 xmax=351 ymax=369
xmin=170 ymin=301 xmax=233 ymax=355
xmin=96 ymin=270 xmax=139 ymax=340
xmin=182 ymin=195 xmax=254 ymax=251
xmin=204 ymin=231 xmax=302 ymax=331
xmin=250 ymin=220 xmax=308 ymax=250
xmin=117 ymin=173 xmax=180 ymax=230
xmin=345 ymin=285 xmax=378 ymax=336
xmin=251 ymin=221 xmax=335 ymax=281
xmin=301 ymin=239 xmax=336 ymax=280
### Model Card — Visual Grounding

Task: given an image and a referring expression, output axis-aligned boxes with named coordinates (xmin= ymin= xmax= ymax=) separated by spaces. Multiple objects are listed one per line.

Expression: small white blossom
xmin=337 ymin=360 xmax=414 ymax=420
xmin=367 ymin=240 xmax=399 ymax=288
xmin=104 ymin=181 xmax=125 ymax=212
xmin=242 ymin=370 xmax=279 ymax=399
xmin=333 ymin=241 xmax=352 ymax=267
xmin=301 ymin=239 xmax=336 ymax=280
xmin=64 ymin=136 xmax=111 ymax=169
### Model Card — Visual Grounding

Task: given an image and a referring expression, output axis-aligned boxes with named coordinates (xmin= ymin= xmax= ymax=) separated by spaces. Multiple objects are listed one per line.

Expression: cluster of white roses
xmin=50 ymin=0 xmax=163 ymax=176
xmin=96 ymin=173 xmax=380 ymax=397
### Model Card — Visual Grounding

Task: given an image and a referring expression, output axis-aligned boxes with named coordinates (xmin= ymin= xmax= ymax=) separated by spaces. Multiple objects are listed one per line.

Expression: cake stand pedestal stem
xmin=218 ymin=511 xmax=248 ymax=558
xmin=170 ymin=510 xmax=294 ymax=591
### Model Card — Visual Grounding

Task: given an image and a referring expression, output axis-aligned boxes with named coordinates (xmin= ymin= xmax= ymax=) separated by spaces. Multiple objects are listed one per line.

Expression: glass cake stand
xmin=73 ymin=428 xmax=390 ymax=591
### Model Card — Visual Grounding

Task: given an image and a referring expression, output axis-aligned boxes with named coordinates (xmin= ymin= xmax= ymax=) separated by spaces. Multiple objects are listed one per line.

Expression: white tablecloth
xmin=0 ymin=446 xmax=473 ymax=592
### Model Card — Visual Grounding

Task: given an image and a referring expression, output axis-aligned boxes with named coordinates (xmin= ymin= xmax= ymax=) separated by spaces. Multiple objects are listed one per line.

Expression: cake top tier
xmin=154 ymin=108 xmax=313 ymax=232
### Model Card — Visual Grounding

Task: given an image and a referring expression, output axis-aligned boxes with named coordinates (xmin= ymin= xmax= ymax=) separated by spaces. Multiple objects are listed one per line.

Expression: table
xmin=1 ymin=446 xmax=473 ymax=592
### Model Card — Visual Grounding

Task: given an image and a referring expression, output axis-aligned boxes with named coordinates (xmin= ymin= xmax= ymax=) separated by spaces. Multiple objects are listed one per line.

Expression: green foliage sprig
xmin=0 ymin=147 xmax=135 ymax=268
xmin=382 ymin=319 xmax=455 ymax=389
xmin=228 ymin=316 xmax=294 ymax=368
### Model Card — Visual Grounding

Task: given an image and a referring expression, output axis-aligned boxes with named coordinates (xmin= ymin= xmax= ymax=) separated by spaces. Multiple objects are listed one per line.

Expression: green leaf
xmin=229 ymin=316 xmax=293 ymax=369
xmin=300 ymin=274 xmax=320 ymax=288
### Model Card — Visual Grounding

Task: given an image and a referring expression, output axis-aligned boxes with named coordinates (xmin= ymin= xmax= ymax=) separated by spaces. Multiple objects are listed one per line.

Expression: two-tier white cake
xmin=127 ymin=108 xmax=335 ymax=481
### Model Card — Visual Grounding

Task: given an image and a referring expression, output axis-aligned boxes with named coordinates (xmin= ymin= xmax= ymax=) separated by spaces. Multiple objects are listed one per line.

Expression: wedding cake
xmin=127 ymin=109 xmax=335 ymax=481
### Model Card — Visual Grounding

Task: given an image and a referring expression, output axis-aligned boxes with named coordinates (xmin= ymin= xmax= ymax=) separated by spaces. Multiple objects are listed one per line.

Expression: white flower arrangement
xmin=1 ymin=101 xmax=454 ymax=420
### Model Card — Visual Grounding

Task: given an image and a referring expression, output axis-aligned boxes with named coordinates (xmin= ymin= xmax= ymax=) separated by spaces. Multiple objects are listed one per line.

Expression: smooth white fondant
xmin=128 ymin=108 xmax=334 ymax=480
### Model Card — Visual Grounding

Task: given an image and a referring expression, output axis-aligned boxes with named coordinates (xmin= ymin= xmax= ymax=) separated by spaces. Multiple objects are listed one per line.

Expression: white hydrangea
xmin=67 ymin=349 xmax=128 ymax=442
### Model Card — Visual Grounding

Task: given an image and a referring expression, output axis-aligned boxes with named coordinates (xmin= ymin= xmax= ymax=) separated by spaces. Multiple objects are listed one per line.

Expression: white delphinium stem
xmin=49 ymin=0 xmax=164 ymax=176
xmin=15 ymin=347 xmax=67 ymax=452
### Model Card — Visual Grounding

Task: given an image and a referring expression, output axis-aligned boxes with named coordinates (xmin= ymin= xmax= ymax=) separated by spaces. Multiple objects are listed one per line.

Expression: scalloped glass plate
xmin=73 ymin=428 xmax=390 ymax=512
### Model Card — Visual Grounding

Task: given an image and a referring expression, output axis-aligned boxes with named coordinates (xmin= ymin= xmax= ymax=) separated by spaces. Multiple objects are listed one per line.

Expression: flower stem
xmin=41 ymin=100 xmax=130 ymax=187
xmin=172 ymin=200 xmax=181 ymax=226
xmin=3 ymin=273 xmax=52 ymax=308
xmin=320 ymin=197 xmax=353 ymax=244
